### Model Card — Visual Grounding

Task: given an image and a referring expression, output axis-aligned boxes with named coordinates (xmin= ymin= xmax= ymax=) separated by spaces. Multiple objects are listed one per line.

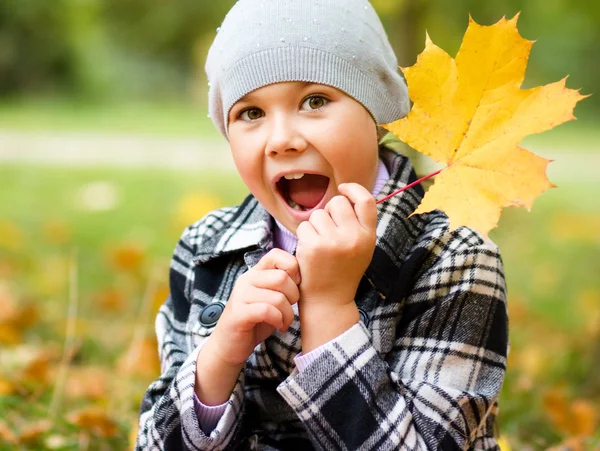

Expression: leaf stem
xmin=376 ymin=168 xmax=443 ymax=204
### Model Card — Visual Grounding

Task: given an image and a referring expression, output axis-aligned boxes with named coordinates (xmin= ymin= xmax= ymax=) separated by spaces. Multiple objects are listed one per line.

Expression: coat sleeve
xmin=277 ymin=230 xmax=508 ymax=450
xmin=135 ymin=226 xmax=247 ymax=450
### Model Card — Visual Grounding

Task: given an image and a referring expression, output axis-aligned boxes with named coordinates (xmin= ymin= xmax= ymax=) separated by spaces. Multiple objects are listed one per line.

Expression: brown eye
xmin=303 ymin=95 xmax=328 ymax=110
xmin=240 ymin=108 xmax=263 ymax=121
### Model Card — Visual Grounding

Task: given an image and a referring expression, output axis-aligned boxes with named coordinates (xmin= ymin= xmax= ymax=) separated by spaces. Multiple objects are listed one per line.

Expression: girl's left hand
xmin=295 ymin=182 xmax=377 ymax=307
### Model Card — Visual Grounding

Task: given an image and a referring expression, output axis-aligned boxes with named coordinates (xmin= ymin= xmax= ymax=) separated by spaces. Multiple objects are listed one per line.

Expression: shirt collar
xmin=192 ymin=147 xmax=428 ymax=298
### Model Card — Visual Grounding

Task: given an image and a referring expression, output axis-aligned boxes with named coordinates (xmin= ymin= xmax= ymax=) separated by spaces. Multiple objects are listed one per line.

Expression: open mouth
xmin=276 ymin=173 xmax=330 ymax=212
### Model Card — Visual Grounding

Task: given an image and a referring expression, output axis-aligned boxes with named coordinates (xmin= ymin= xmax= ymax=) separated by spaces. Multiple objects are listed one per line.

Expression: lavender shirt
xmin=194 ymin=159 xmax=390 ymax=434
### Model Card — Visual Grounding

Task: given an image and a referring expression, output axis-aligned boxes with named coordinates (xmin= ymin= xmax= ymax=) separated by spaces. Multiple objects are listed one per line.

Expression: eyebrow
xmin=236 ymin=81 xmax=316 ymax=103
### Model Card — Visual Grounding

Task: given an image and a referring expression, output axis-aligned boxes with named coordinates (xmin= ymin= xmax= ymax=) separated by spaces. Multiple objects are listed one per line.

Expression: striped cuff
xmin=193 ymin=392 xmax=228 ymax=435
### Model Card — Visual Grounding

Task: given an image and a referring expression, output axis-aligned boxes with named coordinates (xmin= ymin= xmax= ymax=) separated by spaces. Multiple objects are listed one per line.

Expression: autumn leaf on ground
xmin=94 ymin=288 xmax=126 ymax=313
xmin=67 ymin=407 xmax=119 ymax=438
xmin=117 ymin=335 xmax=160 ymax=379
xmin=497 ymin=436 xmax=511 ymax=451
xmin=0 ymin=220 xmax=24 ymax=252
xmin=17 ymin=420 xmax=52 ymax=445
xmin=173 ymin=192 xmax=223 ymax=232
xmin=543 ymin=387 xmax=598 ymax=437
xmin=382 ymin=14 xmax=588 ymax=237
xmin=65 ymin=366 xmax=111 ymax=401
xmin=41 ymin=219 xmax=71 ymax=245
xmin=0 ymin=421 xmax=17 ymax=445
xmin=107 ymin=243 xmax=146 ymax=272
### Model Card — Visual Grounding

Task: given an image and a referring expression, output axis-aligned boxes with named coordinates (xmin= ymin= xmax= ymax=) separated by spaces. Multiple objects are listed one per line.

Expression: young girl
xmin=136 ymin=0 xmax=508 ymax=449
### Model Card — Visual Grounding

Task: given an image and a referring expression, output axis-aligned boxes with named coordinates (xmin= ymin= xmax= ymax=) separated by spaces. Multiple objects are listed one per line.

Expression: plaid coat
xmin=136 ymin=148 xmax=508 ymax=450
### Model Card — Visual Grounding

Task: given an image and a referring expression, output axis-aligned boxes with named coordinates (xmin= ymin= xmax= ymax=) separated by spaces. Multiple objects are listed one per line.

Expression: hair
xmin=377 ymin=125 xmax=390 ymax=143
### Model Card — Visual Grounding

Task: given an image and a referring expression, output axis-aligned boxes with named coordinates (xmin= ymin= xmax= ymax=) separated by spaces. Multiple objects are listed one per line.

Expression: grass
xmin=1 ymin=162 xmax=599 ymax=449
xmin=0 ymin=100 xmax=220 ymax=138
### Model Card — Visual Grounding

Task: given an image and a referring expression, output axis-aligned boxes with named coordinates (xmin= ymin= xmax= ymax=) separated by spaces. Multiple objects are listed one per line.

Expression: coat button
xmin=358 ymin=308 xmax=369 ymax=327
xmin=199 ymin=302 xmax=225 ymax=327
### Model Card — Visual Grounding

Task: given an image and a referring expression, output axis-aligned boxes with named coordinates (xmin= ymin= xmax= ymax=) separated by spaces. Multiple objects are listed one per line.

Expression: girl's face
xmin=228 ymin=81 xmax=379 ymax=235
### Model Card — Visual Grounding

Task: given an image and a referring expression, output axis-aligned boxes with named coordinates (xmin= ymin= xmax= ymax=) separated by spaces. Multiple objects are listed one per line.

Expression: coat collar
xmin=192 ymin=147 xmax=429 ymax=300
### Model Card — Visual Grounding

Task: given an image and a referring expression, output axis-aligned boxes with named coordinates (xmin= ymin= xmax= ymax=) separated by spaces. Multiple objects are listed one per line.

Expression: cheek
xmin=325 ymin=105 xmax=377 ymax=146
xmin=326 ymin=120 xmax=378 ymax=159
xmin=234 ymin=157 xmax=261 ymax=191
xmin=230 ymin=148 xmax=269 ymax=199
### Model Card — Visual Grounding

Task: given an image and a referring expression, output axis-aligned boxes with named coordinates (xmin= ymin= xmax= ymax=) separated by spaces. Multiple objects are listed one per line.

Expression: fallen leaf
xmin=174 ymin=192 xmax=223 ymax=231
xmin=0 ymin=421 xmax=17 ymax=445
xmin=65 ymin=366 xmax=111 ymax=401
xmin=497 ymin=435 xmax=512 ymax=451
xmin=569 ymin=399 xmax=597 ymax=436
xmin=21 ymin=352 xmax=54 ymax=386
xmin=18 ymin=420 xmax=52 ymax=444
xmin=107 ymin=243 xmax=146 ymax=272
xmin=67 ymin=407 xmax=119 ymax=438
xmin=506 ymin=294 xmax=531 ymax=323
xmin=0 ymin=326 xmax=23 ymax=345
xmin=41 ymin=220 xmax=71 ymax=245
xmin=383 ymin=15 xmax=587 ymax=237
xmin=0 ymin=345 xmax=58 ymax=388
xmin=0 ymin=283 xmax=40 ymax=341
xmin=517 ymin=344 xmax=549 ymax=379
xmin=117 ymin=336 xmax=160 ymax=379
xmin=152 ymin=284 xmax=170 ymax=316
xmin=543 ymin=387 xmax=599 ymax=437
xmin=94 ymin=288 xmax=126 ymax=313
xmin=0 ymin=282 xmax=20 ymax=324
xmin=546 ymin=436 xmax=593 ymax=451
xmin=543 ymin=386 xmax=570 ymax=433
xmin=576 ymin=289 xmax=600 ymax=337
xmin=129 ymin=419 xmax=139 ymax=450
xmin=0 ymin=220 xmax=24 ymax=252
xmin=0 ymin=377 xmax=15 ymax=396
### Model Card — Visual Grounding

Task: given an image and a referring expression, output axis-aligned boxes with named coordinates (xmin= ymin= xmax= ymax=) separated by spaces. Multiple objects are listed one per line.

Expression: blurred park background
xmin=0 ymin=0 xmax=599 ymax=449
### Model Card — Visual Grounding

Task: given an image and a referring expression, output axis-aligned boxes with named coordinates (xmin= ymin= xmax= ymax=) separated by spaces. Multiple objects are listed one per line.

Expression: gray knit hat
xmin=205 ymin=0 xmax=410 ymax=139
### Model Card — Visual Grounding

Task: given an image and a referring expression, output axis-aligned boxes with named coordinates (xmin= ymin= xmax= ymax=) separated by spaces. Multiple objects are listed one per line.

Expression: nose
xmin=264 ymin=114 xmax=307 ymax=156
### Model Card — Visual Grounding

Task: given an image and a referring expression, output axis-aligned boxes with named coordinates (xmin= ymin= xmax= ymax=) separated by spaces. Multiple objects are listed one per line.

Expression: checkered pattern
xmin=136 ymin=147 xmax=508 ymax=450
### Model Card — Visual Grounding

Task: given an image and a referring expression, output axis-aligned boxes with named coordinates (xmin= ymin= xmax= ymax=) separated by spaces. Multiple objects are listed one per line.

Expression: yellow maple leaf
xmin=383 ymin=14 xmax=587 ymax=237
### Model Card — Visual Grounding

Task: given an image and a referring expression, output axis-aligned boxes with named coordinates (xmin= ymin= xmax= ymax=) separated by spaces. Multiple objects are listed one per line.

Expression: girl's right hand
xmin=209 ymin=248 xmax=301 ymax=367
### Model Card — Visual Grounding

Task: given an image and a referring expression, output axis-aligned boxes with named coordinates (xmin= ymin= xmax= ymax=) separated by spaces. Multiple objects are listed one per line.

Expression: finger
xmin=308 ymin=208 xmax=336 ymax=236
xmin=248 ymin=269 xmax=300 ymax=305
xmin=254 ymin=248 xmax=301 ymax=285
xmin=296 ymin=219 xmax=318 ymax=242
xmin=245 ymin=289 xmax=296 ymax=331
xmin=324 ymin=195 xmax=357 ymax=228
xmin=338 ymin=183 xmax=377 ymax=232
xmin=243 ymin=302 xmax=284 ymax=331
